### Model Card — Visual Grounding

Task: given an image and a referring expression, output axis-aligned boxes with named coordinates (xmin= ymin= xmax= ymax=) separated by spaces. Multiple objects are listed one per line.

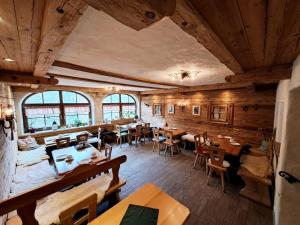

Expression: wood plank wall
xmin=0 ymin=84 xmax=17 ymax=225
xmin=141 ymin=88 xmax=276 ymax=146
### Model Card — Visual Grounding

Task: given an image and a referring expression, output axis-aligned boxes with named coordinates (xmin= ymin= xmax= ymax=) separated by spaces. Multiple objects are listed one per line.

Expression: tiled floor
xmin=111 ymin=142 xmax=273 ymax=225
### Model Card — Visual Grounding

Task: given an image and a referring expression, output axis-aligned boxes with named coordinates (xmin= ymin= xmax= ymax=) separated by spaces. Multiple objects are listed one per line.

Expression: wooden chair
xmin=115 ymin=125 xmax=128 ymax=147
xmin=59 ymin=193 xmax=97 ymax=225
xmin=104 ymin=144 xmax=113 ymax=160
xmin=142 ymin=123 xmax=151 ymax=143
xmin=206 ymin=147 xmax=230 ymax=192
xmin=56 ymin=137 xmax=71 ymax=149
xmin=164 ymin=131 xmax=181 ymax=157
xmin=152 ymin=128 xmax=164 ymax=152
xmin=97 ymin=127 xmax=102 ymax=151
xmin=193 ymin=134 xmax=209 ymax=173
xmin=76 ymin=133 xmax=89 ymax=144
xmin=128 ymin=125 xmax=142 ymax=145
xmin=202 ymin=131 xmax=208 ymax=144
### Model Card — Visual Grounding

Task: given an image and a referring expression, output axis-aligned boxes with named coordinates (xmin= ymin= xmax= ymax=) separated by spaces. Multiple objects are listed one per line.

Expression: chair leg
xmin=164 ymin=145 xmax=168 ymax=156
xmin=221 ymin=172 xmax=225 ymax=192
xmin=152 ymin=142 xmax=156 ymax=151
xmin=171 ymin=146 xmax=174 ymax=157
xmin=205 ymin=158 xmax=208 ymax=175
xmin=193 ymin=154 xmax=199 ymax=168
xmin=207 ymin=167 xmax=212 ymax=185
xmin=120 ymin=136 xmax=122 ymax=147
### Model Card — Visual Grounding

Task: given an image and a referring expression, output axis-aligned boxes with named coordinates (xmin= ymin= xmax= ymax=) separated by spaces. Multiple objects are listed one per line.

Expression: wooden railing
xmin=0 ymin=155 xmax=127 ymax=225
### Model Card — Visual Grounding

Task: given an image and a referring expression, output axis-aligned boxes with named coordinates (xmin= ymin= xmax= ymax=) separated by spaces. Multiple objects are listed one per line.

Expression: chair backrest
xmin=56 ymin=137 xmax=71 ymax=149
xmin=104 ymin=144 xmax=112 ymax=160
xmin=208 ymin=147 xmax=225 ymax=167
xmin=136 ymin=125 xmax=142 ymax=135
xmin=97 ymin=127 xmax=102 ymax=140
xmin=152 ymin=128 xmax=160 ymax=141
xmin=194 ymin=134 xmax=201 ymax=149
xmin=202 ymin=131 xmax=208 ymax=143
xmin=144 ymin=123 xmax=150 ymax=131
xmin=59 ymin=193 xmax=97 ymax=225
xmin=165 ymin=131 xmax=174 ymax=144
xmin=76 ymin=133 xmax=89 ymax=144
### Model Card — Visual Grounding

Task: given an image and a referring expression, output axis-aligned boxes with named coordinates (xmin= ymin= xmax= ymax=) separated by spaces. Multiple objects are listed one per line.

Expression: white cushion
xmin=18 ymin=136 xmax=39 ymax=151
xmin=17 ymin=145 xmax=49 ymax=166
xmin=181 ymin=134 xmax=195 ymax=142
xmin=208 ymin=158 xmax=230 ymax=168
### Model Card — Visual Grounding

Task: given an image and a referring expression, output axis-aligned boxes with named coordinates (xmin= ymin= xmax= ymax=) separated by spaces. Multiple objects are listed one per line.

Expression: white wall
xmin=13 ymin=91 xmax=139 ymax=135
xmin=274 ymin=55 xmax=300 ymax=225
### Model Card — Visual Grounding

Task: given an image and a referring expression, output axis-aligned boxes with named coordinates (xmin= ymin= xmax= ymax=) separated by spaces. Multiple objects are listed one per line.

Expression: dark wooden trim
xmin=52 ymin=73 xmax=164 ymax=89
xmin=53 ymin=61 xmax=186 ymax=88
xmin=0 ymin=70 xmax=58 ymax=85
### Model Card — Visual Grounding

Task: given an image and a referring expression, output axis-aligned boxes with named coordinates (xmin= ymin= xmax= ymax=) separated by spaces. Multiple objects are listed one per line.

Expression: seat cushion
xmin=208 ymin=158 xmax=230 ymax=168
xmin=181 ymin=134 xmax=195 ymax=142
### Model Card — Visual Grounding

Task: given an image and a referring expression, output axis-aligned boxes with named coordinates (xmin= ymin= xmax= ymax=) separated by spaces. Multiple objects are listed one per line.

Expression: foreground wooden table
xmin=89 ymin=183 xmax=190 ymax=225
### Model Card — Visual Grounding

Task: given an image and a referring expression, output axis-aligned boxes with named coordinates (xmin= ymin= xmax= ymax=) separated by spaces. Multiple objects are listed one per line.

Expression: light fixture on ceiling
xmin=168 ymin=70 xmax=200 ymax=82
xmin=3 ymin=58 xmax=15 ymax=62
xmin=105 ymin=86 xmax=120 ymax=92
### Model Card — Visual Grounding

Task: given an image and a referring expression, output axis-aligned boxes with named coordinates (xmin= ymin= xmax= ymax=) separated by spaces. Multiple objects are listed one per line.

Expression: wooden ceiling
xmin=0 ymin=0 xmax=298 ymax=92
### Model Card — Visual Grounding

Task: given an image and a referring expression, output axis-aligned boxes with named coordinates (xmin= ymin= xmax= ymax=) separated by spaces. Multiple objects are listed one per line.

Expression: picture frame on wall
xmin=192 ymin=105 xmax=201 ymax=115
xmin=167 ymin=104 xmax=175 ymax=114
xmin=153 ymin=103 xmax=163 ymax=116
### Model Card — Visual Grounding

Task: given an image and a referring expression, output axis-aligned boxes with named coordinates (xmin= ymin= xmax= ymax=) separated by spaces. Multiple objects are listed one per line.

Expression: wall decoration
xmin=153 ymin=103 xmax=163 ymax=116
xmin=167 ymin=104 xmax=175 ymax=114
xmin=192 ymin=105 xmax=200 ymax=115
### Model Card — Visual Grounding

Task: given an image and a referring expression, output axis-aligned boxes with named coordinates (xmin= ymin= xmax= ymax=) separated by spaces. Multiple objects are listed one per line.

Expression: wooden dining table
xmin=89 ymin=183 xmax=190 ymax=225
xmin=44 ymin=131 xmax=92 ymax=147
xmin=161 ymin=127 xmax=187 ymax=137
xmin=211 ymin=137 xmax=242 ymax=156
xmin=51 ymin=145 xmax=106 ymax=175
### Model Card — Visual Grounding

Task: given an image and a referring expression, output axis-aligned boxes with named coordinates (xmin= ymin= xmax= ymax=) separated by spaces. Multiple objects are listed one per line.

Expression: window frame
xmin=22 ymin=91 xmax=92 ymax=133
xmin=102 ymin=94 xmax=136 ymax=122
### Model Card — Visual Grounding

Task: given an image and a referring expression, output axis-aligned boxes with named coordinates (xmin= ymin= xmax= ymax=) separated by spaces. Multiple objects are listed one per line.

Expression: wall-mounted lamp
xmin=178 ymin=103 xmax=187 ymax=112
xmin=0 ymin=105 xmax=15 ymax=140
xmin=144 ymin=103 xmax=150 ymax=107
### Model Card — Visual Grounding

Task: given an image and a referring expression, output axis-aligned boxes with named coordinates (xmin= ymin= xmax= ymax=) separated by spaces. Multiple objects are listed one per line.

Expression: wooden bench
xmin=0 ymin=155 xmax=127 ymax=225
xmin=238 ymin=139 xmax=275 ymax=207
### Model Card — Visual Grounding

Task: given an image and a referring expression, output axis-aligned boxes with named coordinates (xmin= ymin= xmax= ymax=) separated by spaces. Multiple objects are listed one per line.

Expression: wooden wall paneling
xmin=34 ymin=0 xmax=88 ymax=76
xmin=190 ymin=0 xmax=255 ymax=69
xmin=237 ymin=0 xmax=266 ymax=67
xmin=274 ymin=1 xmax=300 ymax=65
xmin=141 ymin=88 xmax=276 ymax=145
xmin=171 ymin=0 xmax=243 ymax=74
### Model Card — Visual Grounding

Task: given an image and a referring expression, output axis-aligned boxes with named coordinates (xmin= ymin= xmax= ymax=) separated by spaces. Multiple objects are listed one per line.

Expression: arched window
xmin=22 ymin=91 xmax=91 ymax=132
xmin=102 ymin=94 xmax=136 ymax=122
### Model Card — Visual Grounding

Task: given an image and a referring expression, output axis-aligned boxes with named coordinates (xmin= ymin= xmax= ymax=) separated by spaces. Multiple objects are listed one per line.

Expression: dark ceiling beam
xmin=34 ymin=0 xmax=88 ymax=76
xmin=52 ymin=61 xmax=185 ymax=88
xmin=170 ymin=0 xmax=244 ymax=74
xmin=225 ymin=64 xmax=292 ymax=83
xmin=83 ymin=0 xmax=176 ymax=31
xmin=52 ymin=73 xmax=163 ymax=89
xmin=140 ymin=82 xmax=255 ymax=95
xmin=0 ymin=70 xmax=58 ymax=85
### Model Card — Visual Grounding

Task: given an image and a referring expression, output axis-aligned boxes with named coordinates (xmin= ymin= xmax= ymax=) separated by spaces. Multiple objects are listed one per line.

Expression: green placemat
xmin=120 ymin=204 xmax=159 ymax=225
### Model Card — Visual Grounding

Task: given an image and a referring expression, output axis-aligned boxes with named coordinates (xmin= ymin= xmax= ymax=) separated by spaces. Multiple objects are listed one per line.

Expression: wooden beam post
xmin=34 ymin=0 xmax=88 ymax=76
xmin=83 ymin=0 xmax=176 ymax=30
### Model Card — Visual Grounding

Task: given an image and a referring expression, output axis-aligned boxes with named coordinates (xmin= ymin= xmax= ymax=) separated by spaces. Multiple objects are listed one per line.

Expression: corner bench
xmin=1 ymin=155 xmax=127 ymax=225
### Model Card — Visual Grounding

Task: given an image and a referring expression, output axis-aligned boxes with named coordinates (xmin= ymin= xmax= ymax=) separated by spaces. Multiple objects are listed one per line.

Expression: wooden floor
xmin=111 ymin=142 xmax=273 ymax=225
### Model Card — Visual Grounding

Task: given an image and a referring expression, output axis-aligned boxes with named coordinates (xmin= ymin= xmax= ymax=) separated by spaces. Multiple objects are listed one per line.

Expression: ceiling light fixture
xmin=168 ymin=70 xmax=200 ymax=82
xmin=3 ymin=58 xmax=15 ymax=62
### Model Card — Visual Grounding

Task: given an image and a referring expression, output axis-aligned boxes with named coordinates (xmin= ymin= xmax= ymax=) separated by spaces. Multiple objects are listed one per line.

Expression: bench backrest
xmin=0 ymin=155 xmax=127 ymax=225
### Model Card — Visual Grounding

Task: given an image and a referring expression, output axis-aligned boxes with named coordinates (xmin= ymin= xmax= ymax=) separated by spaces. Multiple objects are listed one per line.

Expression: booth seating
xmin=1 ymin=156 xmax=127 ymax=225
xmin=238 ymin=139 xmax=274 ymax=207
xmin=16 ymin=145 xmax=50 ymax=166
xmin=181 ymin=133 xmax=205 ymax=150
